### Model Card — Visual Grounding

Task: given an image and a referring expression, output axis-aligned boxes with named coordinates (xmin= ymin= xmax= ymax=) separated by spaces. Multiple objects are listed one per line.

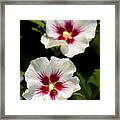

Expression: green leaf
xmin=76 ymin=72 xmax=85 ymax=85
xmin=31 ymin=20 xmax=45 ymax=28
xmin=31 ymin=27 xmax=43 ymax=34
xmin=87 ymin=69 xmax=100 ymax=88
xmin=76 ymin=72 xmax=92 ymax=99
xmin=72 ymin=92 xmax=85 ymax=97
xmin=20 ymin=71 xmax=25 ymax=76
xmin=90 ymin=24 xmax=100 ymax=56
xmin=69 ymin=92 xmax=86 ymax=100
xmin=50 ymin=46 xmax=61 ymax=56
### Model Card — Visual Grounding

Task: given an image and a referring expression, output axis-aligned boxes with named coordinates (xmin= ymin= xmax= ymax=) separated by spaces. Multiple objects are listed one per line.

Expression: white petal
xmin=27 ymin=79 xmax=41 ymax=89
xmin=60 ymin=79 xmax=81 ymax=98
xmin=41 ymin=35 xmax=49 ymax=48
xmin=50 ymin=56 xmax=76 ymax=81
xmin=22 ymin=80 xmax=41 ymax=100
xmin=30 ymin=57 xmax=50 ymax=73
xmin=41 ymin=34 xmax=67 ymax=49
xmin=25 ymin=65 xmax=39 ymax=82
xmin=20 ymin=76 xmax=24 ymax=82
xmin=73 ymin=84 xmax=81 ymax=92
xmin=61 ymin=36 xmax=89 ymax=58
xmin=74 ymin=35 xmax=90 ymax=52
xmin=60 ymin=81 xmax=74 ymax=98
xmin=50 ymin=56 xmax=76 ymax=73
xmin=22 ymin=89 xmax=34 ymax=100
xmin=57 ymin=96 xmax=67 ymax=100
xmin=32 ymin=94 xmax=51 ymax=100
xmin=60 ymin=44 xmax=69 ymax=55
xmin=25 ymin=57 xmax=50 ymax=82
xmin=44 ymin=62 xmax=52 ymax=77
xmin=46 ymin=20 xmax=65 ymax=38
xmin=74 ymin=20 xmax=97 ymax=40
xmin=32 ymin=93 xmax=62 ymax=100
xmin=68 ymin=76 xmax=81 ymax=92
xmin=60 ymin=44 xmax=78 ymax=58
xmin=60 ymin=45 xmax=69 ymax=57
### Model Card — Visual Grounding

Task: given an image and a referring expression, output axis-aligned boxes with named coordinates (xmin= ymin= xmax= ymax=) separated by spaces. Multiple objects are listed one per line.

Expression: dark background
xmin=20 ymin=20 xmax=100 ymax=100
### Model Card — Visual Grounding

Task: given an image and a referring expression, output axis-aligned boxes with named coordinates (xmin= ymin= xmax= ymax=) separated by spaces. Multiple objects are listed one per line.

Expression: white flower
xmin=41 ymin=20 xmax=97 ymax=57
xmin=23 ymin=56 xmax=81 ymax=100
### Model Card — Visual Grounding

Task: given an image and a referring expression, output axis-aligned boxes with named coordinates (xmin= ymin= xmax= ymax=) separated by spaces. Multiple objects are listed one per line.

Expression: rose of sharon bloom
xmin=23 ymin=56 xmax=81 ymax=100
xmin=41 ymin=20 xmax=97 ymax=57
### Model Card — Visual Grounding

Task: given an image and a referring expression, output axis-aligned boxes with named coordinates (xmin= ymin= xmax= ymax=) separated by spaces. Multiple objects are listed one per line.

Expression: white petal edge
xmin=22 ymin=80 xmax=41 ymax=100
xmin=22 ymin=89 xmax=34 ymax=100
xmin=32 ymin=94 xmax=51 ymax=100
xmin=41 ymin=34 xmax=67 ymax=49
xmin=68 ymin=76 xmax=81 ymax=92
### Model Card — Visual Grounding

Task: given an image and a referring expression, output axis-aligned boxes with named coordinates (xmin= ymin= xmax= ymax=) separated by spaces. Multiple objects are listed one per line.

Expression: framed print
xmin=0 ymin=0 xmax=119 ymax=119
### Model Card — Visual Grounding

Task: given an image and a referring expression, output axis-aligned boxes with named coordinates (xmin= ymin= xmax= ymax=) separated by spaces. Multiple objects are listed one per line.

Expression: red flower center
xmin=38 ymin=73 xmax=49 ymax=85
xmin=50 ymin=89 xmax=58 ymax=100
xmin=36 ymin=71 xmax=67 ymax=100
xmin=36 ymin=86 xmax=49 ymax=95
xmin=53 ymin=20 xmax=81 ymax=44
xmin=54 ymin=82 xmax=66 ymax=91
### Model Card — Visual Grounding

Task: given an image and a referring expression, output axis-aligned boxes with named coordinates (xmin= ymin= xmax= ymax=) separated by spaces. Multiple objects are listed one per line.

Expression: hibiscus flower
xmin=23 ymin=56 xmax=81 ymax=100
xmin=41 ymin=20 xmax=97 ymax=57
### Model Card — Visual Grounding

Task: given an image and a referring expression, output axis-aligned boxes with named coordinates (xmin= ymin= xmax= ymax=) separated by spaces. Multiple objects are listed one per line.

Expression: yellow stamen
xmin=49 ymin=83 xmax=54 ymax=91
xmin=63 ymin=31 xmax=71 ymax=39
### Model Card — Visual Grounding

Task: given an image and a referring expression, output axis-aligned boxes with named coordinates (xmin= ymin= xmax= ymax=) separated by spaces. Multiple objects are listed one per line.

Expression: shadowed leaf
xmin=87 ymin=69 xmax=100 ymax=88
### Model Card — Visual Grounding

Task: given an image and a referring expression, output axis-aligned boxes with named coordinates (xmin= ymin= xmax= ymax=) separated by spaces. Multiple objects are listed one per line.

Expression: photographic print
xmin=3 ymin=2 xmax=117 ymax=117
xmin=20 ymin=20 xmax=100 ymax=100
